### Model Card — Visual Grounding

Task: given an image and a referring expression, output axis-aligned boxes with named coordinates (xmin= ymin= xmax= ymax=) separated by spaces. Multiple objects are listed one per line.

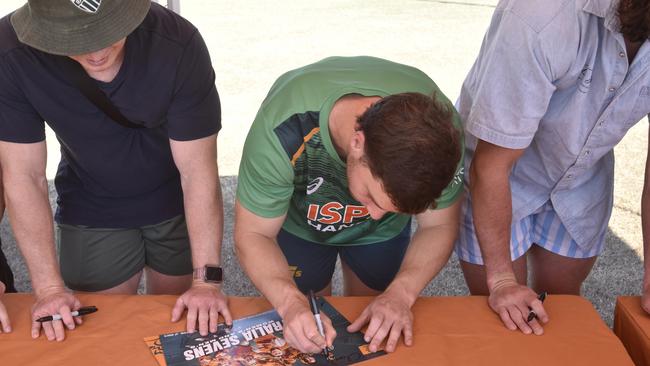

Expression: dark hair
xmin=619 ymin=0 xmax=650 ymax=42
xmin=356 ymin=92 xmax=461 ymax=214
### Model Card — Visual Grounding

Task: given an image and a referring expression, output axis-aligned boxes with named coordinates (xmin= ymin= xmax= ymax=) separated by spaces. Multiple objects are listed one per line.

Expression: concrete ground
xmin=0 ymin=0 xmax=647 ymax=327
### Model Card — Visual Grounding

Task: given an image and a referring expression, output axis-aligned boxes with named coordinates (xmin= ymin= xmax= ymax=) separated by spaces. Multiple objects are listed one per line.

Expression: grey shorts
xmin=57 ymin=215 xmax=192 ymax=292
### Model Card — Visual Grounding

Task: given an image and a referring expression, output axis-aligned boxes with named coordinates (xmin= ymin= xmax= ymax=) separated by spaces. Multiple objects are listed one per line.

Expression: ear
xmin=349 ymin=130 xmax=366 ymax=158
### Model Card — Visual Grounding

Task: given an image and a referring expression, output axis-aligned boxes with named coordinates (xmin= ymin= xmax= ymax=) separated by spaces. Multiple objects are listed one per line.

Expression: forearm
xmin=470 ymin=163 xmax=516 ymax=288
xmin=3 ymin=174 xmax=63 ymax=295
xmin=386 ymin=223 xmax=457 ymax=307
xmin=235 ymin=232 xmax=305 ymax=316
xmin=180 ymin=168 xmax=224 ymax=268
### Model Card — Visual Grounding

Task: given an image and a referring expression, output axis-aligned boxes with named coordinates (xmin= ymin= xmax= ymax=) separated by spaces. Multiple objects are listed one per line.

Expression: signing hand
xmin=31 ymin=286 xmax=82 ymax=341
xmin=489 ymin=282 xmax=548 ymax=335
xmin=171 ymin=282 xmax=232 ymax=336
xmin=0 ymin=281 xmax=10 ymax=333
xmin=279 ymin=297 xmax=336 ymax=353
xmin=347 ymin=289 xmax=413 ymax=353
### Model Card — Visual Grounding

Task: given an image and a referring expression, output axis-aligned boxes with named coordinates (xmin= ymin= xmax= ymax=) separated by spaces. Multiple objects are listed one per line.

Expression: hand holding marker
xmin=36 ymin=306 xmax=98 ymax=322
xmin=526 ymin=292 xmax=547 ymax=323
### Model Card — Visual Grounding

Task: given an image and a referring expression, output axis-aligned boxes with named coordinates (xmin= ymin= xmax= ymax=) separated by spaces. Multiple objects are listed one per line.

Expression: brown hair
xmin=619 ymin=0 xmax=650 ymax=42
xmin=356 ymin=92 xmax=461 ymax=214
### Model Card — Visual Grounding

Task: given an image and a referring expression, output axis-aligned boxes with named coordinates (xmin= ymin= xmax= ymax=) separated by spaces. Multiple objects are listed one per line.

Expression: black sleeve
xmin=166 ymin=30 xmax=221 ymax=141
xmin=0 ymin=54 xmax=45 ymax=143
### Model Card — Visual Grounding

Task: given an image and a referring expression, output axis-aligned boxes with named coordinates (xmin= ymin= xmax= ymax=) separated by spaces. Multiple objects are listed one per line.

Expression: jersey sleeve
xmin=166 ymin=30 xmax=221 ymax=141
xmin=0 ymin=54 xmax=45 ymax=143
xmin=463 ymin=8 xmax=557 ymax=150
xmin=236 ymin=114 xmax=295 ymax=218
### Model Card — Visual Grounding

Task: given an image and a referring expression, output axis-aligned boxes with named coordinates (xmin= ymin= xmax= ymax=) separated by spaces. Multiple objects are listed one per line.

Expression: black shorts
xmin=0 ymin=240 xmax=16 ymax=293
xmin=277 ymin=220 xmax=411 ymax=293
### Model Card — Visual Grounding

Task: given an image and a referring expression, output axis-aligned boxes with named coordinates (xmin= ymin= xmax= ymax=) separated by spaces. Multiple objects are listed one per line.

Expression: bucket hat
xmin=11 ymin=0 xmax=151 ymax=56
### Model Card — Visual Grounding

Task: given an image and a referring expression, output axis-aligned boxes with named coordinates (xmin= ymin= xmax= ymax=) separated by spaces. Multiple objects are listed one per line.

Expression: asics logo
xmin=307 ymin=177 xmax=324 ymax=195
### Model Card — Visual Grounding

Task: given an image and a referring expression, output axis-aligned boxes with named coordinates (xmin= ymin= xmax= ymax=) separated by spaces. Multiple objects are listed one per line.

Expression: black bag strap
xmin=58 ymin=57 xmax=144 ymax=129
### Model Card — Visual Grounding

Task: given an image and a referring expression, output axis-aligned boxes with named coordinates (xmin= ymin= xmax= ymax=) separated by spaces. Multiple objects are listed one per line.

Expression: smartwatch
xmin=193 ymin=265 xmax=223 ymax=284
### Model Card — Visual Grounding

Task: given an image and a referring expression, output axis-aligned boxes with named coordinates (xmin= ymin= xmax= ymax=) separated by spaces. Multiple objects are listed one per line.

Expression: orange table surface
xmin=0 ymin=294 xmax=633 ymax=366
xmin=614 ymin=296 xmax=650 ymax=366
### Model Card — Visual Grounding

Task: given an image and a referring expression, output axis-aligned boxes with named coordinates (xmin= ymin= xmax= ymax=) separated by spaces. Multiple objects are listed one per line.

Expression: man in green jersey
xmin=235 ymin=56 xmax=463 ymax=354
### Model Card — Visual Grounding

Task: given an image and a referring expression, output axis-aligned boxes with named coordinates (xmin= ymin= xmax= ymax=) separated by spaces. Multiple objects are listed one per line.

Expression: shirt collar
xmin=583 ymin=0 xmax=620 ymax=32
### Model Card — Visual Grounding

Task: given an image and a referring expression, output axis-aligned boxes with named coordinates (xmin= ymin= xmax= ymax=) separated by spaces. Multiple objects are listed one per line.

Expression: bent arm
xmin=469 ymin=139 xmax=525 ymax=289
xmin=169 ymin=134 xmax=232 ymax=334
xmin=385 ymin=199 xmax=461 ymax=305
xmin=469 ymin=139 xmax=549 ymax=335
xmin=347 ymin=200 xmax=461 ymax=352
xmin=235 ymin=201 xmax=334 ymax=352
xmin=234 ymin=201 xmax=301 ymax=314
xmin=170 ymin=134 xmax=223 ymax=270
xmin=0 ymin=140 xmax=64 ymax=295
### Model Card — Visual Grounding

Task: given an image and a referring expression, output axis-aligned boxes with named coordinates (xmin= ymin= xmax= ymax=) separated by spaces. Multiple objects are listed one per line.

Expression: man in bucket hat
xmin=0 ymin=0 xmax=231 ymax=341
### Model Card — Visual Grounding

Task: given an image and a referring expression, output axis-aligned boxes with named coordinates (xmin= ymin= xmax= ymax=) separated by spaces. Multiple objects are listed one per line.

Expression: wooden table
xmin=614 ymin=296 xmax=650 ymax=366
xmin=0 ymin=294 xmax=633 ymax=365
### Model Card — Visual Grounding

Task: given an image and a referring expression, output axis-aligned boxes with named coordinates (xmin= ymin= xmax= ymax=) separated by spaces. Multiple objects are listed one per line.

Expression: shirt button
xmin=619 ymin=51 xmax=626 ymax=58
xmin=599 ymin=120 xmax=605 ymax=126
xmin=609 ymin=87 xmax=616 ymax=92
xmin=584 ymin=150 xmax=591 ymax=155
xmin=567 ymin=174 xmax=573 ymax=179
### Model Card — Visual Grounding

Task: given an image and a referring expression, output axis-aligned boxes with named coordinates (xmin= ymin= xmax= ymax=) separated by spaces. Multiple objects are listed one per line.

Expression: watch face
xmin=205 ymin=266 xmax=223 ymax=283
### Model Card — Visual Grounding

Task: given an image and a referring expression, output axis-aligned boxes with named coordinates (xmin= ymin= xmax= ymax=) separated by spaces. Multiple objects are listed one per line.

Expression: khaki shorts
xmin=57 ymin=215 xmax=192 ymax=292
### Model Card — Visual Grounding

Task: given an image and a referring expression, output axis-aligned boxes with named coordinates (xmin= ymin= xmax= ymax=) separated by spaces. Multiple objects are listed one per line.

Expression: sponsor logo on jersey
xmin=306 ymin=202 xmax=369 ymax=232
xmin=306 ymin=177 xmax=324 ymax=195
xmin=451 ymin=166 xmax=464 ymax=187
xmin=70 ymin=0 xmax=101 ymax=14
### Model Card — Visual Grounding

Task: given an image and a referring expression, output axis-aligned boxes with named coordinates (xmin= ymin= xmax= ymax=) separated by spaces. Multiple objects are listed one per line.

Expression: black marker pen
xmin=36 ymin=306 xmax=98 ymax=322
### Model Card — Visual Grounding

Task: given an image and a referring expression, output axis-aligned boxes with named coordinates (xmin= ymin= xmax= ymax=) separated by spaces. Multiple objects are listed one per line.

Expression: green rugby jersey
xmin=237 ymin=56 xmax=464 ymax=245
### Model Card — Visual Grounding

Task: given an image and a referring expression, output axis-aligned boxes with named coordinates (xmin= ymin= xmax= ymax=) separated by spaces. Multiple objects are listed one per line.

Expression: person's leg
xmin=339 ymin=220 xmax=411 ymax=295
xmin=145 ymin=269 xmax=191 ymax=294
xmin=341 ymin=261 xmax=381 ymax=296
xmin=528 ymin=204 xmax=603 ymax=295
xmin=528 ymin=245 xmax=597 ymax=294
xmin=141 ymin=215 xmax=193 ymax=294
xmin=84 ymin=272 xmax=142 ymax=294
xmin=57 ymin=224 xmax=145 ymax=294
xmin=276 ymin=229 xmax=339 ymax=294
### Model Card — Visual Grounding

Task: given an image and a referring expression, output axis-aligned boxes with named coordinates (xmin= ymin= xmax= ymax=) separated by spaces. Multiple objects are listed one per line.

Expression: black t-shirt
xmin=0 ymin=3 xmax=221 ymax=228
